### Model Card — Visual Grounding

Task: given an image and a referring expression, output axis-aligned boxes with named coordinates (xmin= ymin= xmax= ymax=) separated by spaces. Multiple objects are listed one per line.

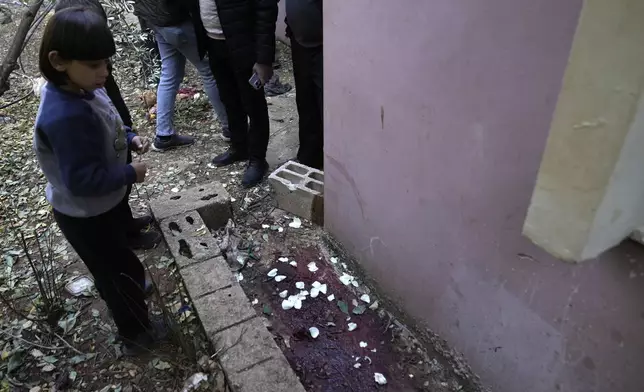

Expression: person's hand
xmin=253 ymin=63 xmax=274 ymax=85
xmin=130 ymin=162 xmax=147 ymax=183
xmin=131 ymin=136 xmax=151 ymax=154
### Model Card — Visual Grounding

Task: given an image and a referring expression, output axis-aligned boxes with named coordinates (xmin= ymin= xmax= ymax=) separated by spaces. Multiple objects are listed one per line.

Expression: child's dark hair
xmin=39 ymin=7 xmax=115 ymax=85
xmin=54 ymin=0 xmax=107 ymax=20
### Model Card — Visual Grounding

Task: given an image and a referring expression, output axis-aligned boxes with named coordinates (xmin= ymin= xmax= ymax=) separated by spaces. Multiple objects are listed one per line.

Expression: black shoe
xmin=129 ymin=215 xmax=154 ymax=234
xmin=242 ymin=160 xmax=268 ymax=188
xmin=122 ymin=319 xmax=169 ymax=357
xmin=220 ymin=127 xmax=231 ymax=142
xmin=212 ymin=147 xmax=248 ymax=167
xmin=152 ymin=134 xmax=195 ymax=152
xmin=128 ymin=231 xmax=162 ymax=250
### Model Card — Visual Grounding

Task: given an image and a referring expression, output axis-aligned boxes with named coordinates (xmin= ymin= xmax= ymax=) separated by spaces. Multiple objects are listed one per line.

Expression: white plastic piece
xmin=374 ymin=373 xmax=387 ymax=385
xmin=289 ymin=217 xmax=302 ymax=228
xmin=339 ymin=273 xmax=354 ymax=286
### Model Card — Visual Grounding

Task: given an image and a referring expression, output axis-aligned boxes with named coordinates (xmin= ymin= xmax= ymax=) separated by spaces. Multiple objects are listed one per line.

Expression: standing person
xmin=132 ymin=0 xmax=231 ymax=150
xmin=54 ymin=0 xmax=161 ymax=250
xmin=285 ymin=0 xmax=323 ymax=170
xmin=34 ymin=8 xmax=163 ymax=354
xmin=186 ymin=0 xmax=278 ymax=187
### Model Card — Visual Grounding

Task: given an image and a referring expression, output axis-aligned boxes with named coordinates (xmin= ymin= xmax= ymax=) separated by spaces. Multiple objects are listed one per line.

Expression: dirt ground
xmin=0 ymin=3 xmax=484 ymax=392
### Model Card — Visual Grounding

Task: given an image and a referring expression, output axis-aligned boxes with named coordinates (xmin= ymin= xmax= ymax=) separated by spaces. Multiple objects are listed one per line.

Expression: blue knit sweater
xmin=33 ymin=83 xmax=136 ymax=218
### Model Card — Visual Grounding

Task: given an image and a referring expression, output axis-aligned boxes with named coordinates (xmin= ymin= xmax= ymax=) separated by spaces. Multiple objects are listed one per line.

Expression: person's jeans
xmin=152 ymin=21 xmax=228 ymax=136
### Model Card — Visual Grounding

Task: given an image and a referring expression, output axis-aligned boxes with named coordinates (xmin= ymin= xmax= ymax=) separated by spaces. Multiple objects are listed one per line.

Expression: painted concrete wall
xmin=324 ymin=1 xmax=644 ymax=391
xmin=524 ymin=0 xmax=644 ymax=262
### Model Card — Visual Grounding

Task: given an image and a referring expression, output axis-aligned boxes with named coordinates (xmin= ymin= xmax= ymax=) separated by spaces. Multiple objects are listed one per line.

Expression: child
xmin=53 ymin=0 xmax=161 ymax=251
xmin=34 ymin=7 xmax=159 ymax=354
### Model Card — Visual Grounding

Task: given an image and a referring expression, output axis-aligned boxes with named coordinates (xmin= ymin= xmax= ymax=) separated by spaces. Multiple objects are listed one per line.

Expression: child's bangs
xmin=52 ymin=8 xmax=116 ymax=61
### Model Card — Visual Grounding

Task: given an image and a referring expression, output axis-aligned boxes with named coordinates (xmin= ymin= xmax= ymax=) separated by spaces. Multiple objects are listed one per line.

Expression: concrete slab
xmin=213 ymin=317 xmax=282 ymax=374
xmin=267 ymin=122 xmax=299 ymax=169
xmin=227 ymin=356 xmax=306 ymax=392
xmin=150 ymin=182 xmax=232 ymax=230
xmin=159 ymin=211 xmax=220 ymax=268
xmin=193 ymin=285 xmax=256 ymax=336
xmin=181 ymin=256 xmax=235 ymax=298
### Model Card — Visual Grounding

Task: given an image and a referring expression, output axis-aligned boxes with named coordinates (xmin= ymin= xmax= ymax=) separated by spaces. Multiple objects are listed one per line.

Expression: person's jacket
xmin=180 ymin=0 xmax=278 ymax=68
xmin=133 ymin=0 xmax=190 ymax=28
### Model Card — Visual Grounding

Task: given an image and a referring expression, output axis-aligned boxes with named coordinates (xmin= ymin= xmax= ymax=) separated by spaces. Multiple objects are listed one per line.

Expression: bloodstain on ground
xmin=229 ymin=225 xmax=451 ymax=392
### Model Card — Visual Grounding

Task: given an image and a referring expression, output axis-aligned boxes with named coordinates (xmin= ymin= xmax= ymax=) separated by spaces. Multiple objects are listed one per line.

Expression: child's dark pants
xmin=53 ymin=197 xmax=150 ymax=341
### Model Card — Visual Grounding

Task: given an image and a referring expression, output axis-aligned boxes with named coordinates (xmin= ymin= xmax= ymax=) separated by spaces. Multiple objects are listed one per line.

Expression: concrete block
xmin=268 ymin=161 xmax=324 ymax=225
xmin=630 ymin=227 xmax=644 ymax=245
xmin=193 ymin=285 xmax=256 ymax=336
xmin=150 ymin=182 xmax=232 ymax=230
xmin=159 ymin=211 xmax=220 ymax=268
xmin=227 ymin=356 xmax=306 ymax=392
xmin=213 ymin=317 xmax=283 ymax=374
xmin=180 ymin=256 xmax=235 ymax=298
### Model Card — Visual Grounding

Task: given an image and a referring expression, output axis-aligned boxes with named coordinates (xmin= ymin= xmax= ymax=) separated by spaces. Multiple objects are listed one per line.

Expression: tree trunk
xmin=0 ymin=0 xmax=44 ymax=97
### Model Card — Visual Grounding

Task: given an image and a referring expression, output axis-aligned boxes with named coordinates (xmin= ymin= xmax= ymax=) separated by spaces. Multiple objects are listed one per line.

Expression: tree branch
xmin=0 ymin=0 xmax=44 ymax=97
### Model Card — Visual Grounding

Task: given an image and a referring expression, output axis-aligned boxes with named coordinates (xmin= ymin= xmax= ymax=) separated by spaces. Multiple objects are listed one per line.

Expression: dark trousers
xmin=53 ymin=198 xmax=149 ymax=341
xmin=292 ymin=40 xmax=323 ymax=169
xmin=206 ymin=39 xmax=270 ymax=161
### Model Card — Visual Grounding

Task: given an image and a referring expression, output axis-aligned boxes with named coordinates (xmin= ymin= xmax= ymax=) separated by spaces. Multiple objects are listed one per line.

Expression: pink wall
xmin=324 ymin=1 xmax=644 ymax=391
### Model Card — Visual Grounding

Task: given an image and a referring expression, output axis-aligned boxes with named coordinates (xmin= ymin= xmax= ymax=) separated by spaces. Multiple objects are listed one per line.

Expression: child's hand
xmin=131 ymin=162 xmax=147 ymax=183
xmin=131 ymin=136 xmax=151 ymax=154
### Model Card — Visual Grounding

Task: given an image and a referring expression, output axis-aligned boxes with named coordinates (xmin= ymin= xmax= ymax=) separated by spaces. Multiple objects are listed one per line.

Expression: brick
xmin=150 ymin=182 xmax=232 ymax=230
xmin=268 ymin=161 xmax=324 ymax=225
xmin=193 ymin=285 xmax=256 ymax=336
xmin=180 ymin=256 xmax=235 ymax=298
xmin=213 ymin=317 xmax=283 ymax=374
xmin=159 ymin=211 xmax=220 ymax=268
xmin=227 ymin=356 xmax=306 ymax=392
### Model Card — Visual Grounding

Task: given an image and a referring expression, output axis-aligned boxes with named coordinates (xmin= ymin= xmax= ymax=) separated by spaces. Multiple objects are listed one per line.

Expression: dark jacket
xmin=285 ymin=0 xmax=322 ymax=48
xmin=133 ymin=0 xmax=190 ymax=28
xmin=184 ymin=0 xmax=278 ymax=67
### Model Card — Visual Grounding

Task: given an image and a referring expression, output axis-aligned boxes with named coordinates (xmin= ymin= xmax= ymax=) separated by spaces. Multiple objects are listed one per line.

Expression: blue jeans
xmin=152 ymin=21 xmax=228 ymax=136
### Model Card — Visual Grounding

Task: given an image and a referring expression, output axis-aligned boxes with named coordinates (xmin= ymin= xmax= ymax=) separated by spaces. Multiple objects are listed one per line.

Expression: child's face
xmin=48 ymin=51 xmax=110 ymax=92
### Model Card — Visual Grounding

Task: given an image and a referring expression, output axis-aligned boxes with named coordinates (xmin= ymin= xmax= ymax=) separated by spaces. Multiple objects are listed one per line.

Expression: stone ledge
xmin=159 ymin=211 xmax=220 ymax=268
xmin=227 ymin=356 xmax=307 ymax=392
xmin=156 ymin=187 xmax=308 ymax=392
xmin=150 ymin=182 xmax=232 ymax=230
xmin=181 ymin=256 xmax=235 ymax=298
